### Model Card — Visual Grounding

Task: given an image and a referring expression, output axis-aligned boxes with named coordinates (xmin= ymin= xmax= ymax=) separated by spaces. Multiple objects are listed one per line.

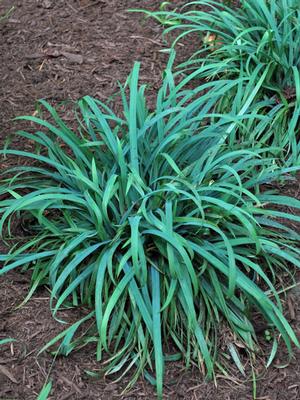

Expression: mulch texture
xmin=0 ymin=1 xmax=299 ymax=399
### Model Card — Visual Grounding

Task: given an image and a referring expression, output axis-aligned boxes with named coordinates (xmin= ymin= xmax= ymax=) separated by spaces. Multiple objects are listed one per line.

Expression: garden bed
xmin=0 ymin=1 xmax=300 ymax=399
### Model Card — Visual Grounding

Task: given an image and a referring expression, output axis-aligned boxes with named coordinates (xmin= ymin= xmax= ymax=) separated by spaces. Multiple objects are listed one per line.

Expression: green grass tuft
xmin=142 ymin=0 xmax=300 ymax=164
xmin=1 ymin=61 xmax=300 ymax=397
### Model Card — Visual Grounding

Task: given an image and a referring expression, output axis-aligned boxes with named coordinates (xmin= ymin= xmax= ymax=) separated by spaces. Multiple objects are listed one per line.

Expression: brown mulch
xmin=0 ymin=0 xmax=300 ymax=399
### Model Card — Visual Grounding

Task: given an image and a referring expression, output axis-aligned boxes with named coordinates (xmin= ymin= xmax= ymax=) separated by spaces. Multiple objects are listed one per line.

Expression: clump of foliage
xmin=141 ymin=0 xmax=300 ymax=163
xmin=1 ymin=62 xmax=300 ymax=397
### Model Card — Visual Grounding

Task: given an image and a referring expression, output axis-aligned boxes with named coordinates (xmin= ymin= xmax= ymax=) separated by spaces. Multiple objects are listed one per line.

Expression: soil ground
xmin=0 ymin=1 xmax=299 ymax=399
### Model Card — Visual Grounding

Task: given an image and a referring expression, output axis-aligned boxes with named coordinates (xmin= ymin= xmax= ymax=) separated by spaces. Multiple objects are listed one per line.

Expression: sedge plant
xmin=1 ymin=61 xmax=300 ymax=397
xmin=140 ymin=0 xmax=300 ymax=164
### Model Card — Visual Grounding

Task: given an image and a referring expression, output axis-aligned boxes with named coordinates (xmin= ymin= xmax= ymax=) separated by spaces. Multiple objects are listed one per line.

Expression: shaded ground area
xmin=0 ymin=0 xmax=300 ymax=399
xmin=1 ymin=0 xmax=168 ymax=125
